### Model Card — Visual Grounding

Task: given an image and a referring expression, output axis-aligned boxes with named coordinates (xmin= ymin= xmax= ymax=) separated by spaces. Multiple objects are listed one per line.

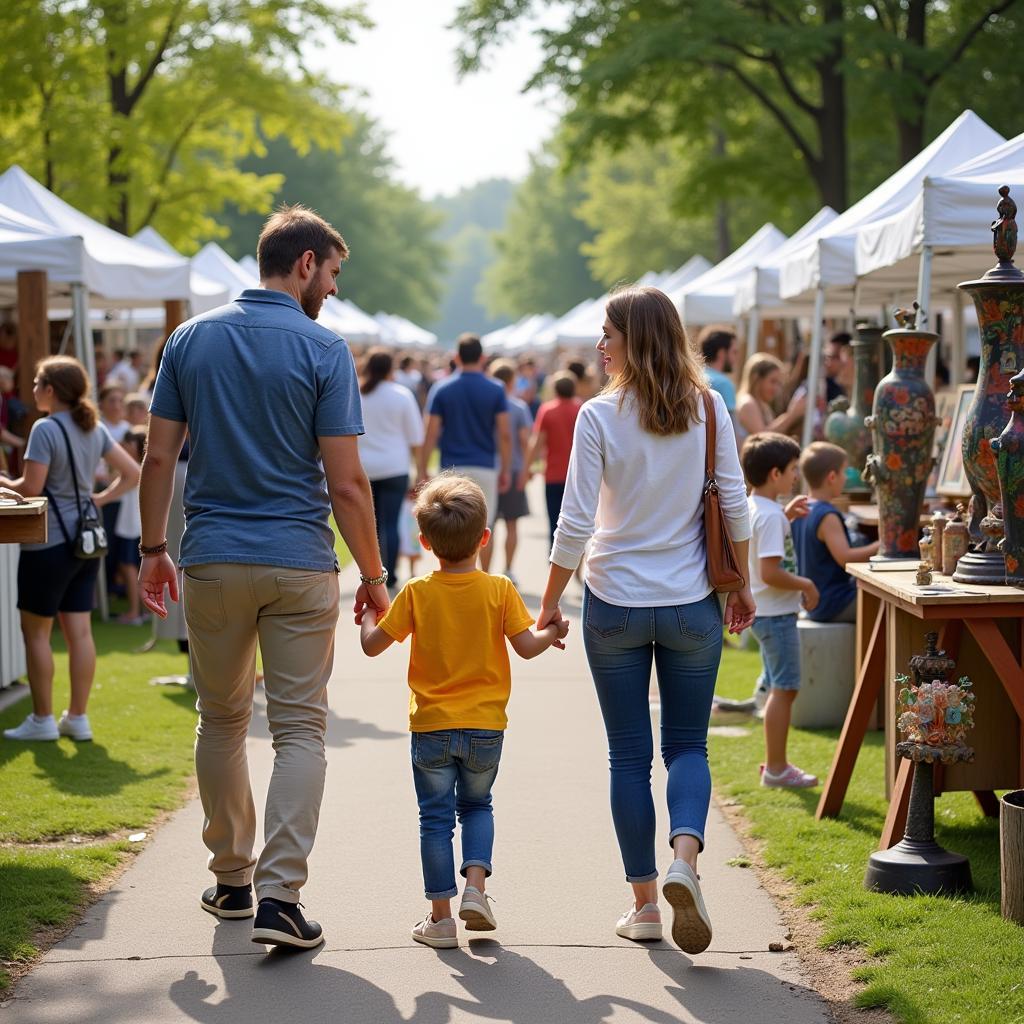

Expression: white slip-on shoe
xmin=4 ymin=713 xmax=59 ymax=741
xmin=412 ymin=912 xmax=458 ymax=949
xmin=459 ymin=886 xmax=497 ymax=931
xmin=615 ymin=903 xmax=663 ymax=942
xmin=662 ymin=860 xmax=713 ymax=954
xmin=57 ymin=711 xmax=93 ymax=742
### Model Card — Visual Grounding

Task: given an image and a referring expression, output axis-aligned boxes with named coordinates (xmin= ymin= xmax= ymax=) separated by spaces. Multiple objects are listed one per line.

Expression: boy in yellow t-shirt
xmin=361 ymin=474 xmax=568 ymax=949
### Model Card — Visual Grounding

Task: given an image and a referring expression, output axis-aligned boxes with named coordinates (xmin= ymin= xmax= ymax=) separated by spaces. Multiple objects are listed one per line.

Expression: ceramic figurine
xmin=993 ymin=367 xmax=1024 ymax=586
xmin=942 ymin=504 xmax=970 ymax=576
xmin=824 ymin=325 xmax=884 ymax=491
xmin=930 ymin=510 xmax=947 ymax=572
xmin=954 ymin=186 xmax=1024 ymax=583
xmin=919 ymin=527 xmax=934 ymax=568
xmin=863 ymin=306 xmax=938 ymax=559
xmin=916 ymin=563 xmax=933 ymax=587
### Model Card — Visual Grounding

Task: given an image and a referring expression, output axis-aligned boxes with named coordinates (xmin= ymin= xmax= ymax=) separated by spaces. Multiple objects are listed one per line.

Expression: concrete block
xmin=792 ymin=619 xmax=856 ymax=728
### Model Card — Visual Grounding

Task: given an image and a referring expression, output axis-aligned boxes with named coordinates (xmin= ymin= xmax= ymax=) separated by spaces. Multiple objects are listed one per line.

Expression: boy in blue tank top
xmin=793 ymin=443 xmax=879 ymax=622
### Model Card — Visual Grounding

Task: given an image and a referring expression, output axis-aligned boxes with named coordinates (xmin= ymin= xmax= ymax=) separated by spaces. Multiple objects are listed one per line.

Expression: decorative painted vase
xmin=954 ymin=186 xmax=1024 ymax=584
xmin=824 ymin=325 xmax=884 ymax=491
xmin=863 ymin=315 xmax=938 ymax=559
xmin=993 ymin=367 xmax=1024 ymax=586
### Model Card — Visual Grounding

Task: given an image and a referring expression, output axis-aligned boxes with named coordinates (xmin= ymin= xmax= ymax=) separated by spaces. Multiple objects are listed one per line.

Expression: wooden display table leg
xmin=879 ymin=758 xmax=913 ymax=849
xmin=973 ymin=791 xmax=1000 ymax=817
xmin=816 ymin=600 xmax=886 ymax=820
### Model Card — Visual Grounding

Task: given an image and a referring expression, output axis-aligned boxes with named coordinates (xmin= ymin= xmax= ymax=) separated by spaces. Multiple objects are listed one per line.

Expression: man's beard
xmin=301 ymin=280 xmax=324 ymax=319
xmin=723 ymin=359 xmax=733 ymax=374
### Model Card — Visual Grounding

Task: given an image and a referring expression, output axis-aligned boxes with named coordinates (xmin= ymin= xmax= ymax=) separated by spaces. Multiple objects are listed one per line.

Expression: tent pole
xmin=916 ymin=246 xmax=936 ymax=383
xmin=746 ymin=308 xmax=760 ymax=358
xmin=71 ymin=283 xmax=97 ymax=393
xmin=952 ymin=288 xmax=965 ymax=384
xmin=802 ymin=285 xmax=826 ymax=449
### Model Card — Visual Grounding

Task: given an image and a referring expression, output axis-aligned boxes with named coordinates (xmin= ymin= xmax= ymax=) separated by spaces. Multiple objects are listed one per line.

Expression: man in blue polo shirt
xmin=139 ymin=205 xmax=387 ymax=950
xmin=417 ymin=333 xmax=511 ymax=571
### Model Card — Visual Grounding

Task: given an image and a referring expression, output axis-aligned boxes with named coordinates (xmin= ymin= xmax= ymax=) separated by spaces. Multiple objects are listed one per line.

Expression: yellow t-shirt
xmin=378 ymin=570 xmax=536 ymax=732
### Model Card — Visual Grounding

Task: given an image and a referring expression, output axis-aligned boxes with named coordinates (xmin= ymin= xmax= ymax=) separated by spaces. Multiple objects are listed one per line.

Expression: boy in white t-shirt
xmin=741 ymin=433 xmax=820 ymax=789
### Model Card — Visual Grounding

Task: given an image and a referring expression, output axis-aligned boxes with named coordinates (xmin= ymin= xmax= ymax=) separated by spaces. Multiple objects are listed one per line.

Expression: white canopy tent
xmin=501 ymin=313 xmax=557 ymax=353
xmin=656 ymin=255 xmax=713 ymax=297
xmin=0 ymin=203 xmax=85 ymax=290
xmin=670 ymin=224 xmax=789 ymax=326
xmin=192 ymin=242 xmax=257 ymax=297
xmin=134 ymin=227 xmax=229 ymax=315
xmin=532 ymin=297 xmax=595 ymax=350
xmin=238 ymin=255 xmax=259 ymax=278
xmin=482 ymin=316 xmax=529 ymax=352
xmin=374 ymin=312 xmax=438 ymax=348
xmin=856 ymin=131 xmax=1024 ymax=297
xmin=776 ymin=110 xmax=1004 ymax=444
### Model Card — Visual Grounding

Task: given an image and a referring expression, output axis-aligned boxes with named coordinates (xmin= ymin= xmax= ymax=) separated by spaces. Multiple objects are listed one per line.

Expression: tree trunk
xmin=105 ymin=3 xmax=131 ymax=234
xmin=815 ymin=0 xmax=847 ymax=211
xmin=898 ymin=0 xmax=928 ymax=165
xmin=1002 ymin=790 xmax=1024 ymax=924
xmin=713 ymin=123 xmax=731 ymax=258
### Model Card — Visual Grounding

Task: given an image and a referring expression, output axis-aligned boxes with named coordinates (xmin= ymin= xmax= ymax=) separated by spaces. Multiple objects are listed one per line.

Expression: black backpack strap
xmin=42 ymin=416 xmax=87 ymax=548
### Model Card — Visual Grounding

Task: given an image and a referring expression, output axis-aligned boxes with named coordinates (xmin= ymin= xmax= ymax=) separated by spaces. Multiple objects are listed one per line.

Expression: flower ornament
xmin=895 ymin=672 xmax=976 ymax=764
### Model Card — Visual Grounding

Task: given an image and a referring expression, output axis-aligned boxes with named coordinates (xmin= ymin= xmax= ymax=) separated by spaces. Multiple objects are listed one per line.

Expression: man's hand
xmin=498 ymin=469 xmax=511 ymax=494
xmin=139 ymin=553 xmax=179 ymax=619
xmin=515 ymin=468 xmax=530 ymax=492
xmin=353 ymin=581 xmax=390 ymax=625
xmin=784 ymin=495 xmax=810 ymax=521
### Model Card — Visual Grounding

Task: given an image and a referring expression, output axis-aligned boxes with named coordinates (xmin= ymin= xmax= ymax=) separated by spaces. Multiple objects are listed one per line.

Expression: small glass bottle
xmin=942 ymin=504 xmax=970 ymax=577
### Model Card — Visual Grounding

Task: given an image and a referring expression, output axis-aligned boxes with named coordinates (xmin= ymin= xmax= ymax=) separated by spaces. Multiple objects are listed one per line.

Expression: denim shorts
xmin=751 ymin=613 xmax=801 ymax=691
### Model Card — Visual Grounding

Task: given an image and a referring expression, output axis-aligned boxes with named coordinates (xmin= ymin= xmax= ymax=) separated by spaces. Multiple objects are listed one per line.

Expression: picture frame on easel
xmin=935 ymin=384 xmax=975 ymax=500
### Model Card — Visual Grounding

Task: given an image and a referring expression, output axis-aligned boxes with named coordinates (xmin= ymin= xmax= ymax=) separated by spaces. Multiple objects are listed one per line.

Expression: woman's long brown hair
xmin=604 ymin=286 xmax=707 ymax=435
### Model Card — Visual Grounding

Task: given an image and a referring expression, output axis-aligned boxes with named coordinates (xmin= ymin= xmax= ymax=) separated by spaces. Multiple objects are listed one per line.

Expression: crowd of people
xmin=0 ymin=202 xmax=935 ymax=960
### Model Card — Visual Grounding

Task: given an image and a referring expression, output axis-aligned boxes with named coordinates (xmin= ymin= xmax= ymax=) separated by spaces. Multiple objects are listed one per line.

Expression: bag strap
xmin=47 ymin=415 xmax=85 ymax=514
xmin=702 ymin=390 xmax=717 ymax=483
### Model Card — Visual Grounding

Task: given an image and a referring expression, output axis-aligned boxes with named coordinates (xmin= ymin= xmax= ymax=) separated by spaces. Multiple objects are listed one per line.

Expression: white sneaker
xmin=662 ymin=860 xmax=713 ymax=954
xmin=4 ymin=713 xmax=59 ymax=741
xmin=459 ymin=886 xmax=497 ymax=930
xmin=615 ymin=903 xmax=663 ymax=942
xmin=411 ymin=912 xmax=458 ymax=949
xmin=58 ymin=711 xmax=93 ymax=742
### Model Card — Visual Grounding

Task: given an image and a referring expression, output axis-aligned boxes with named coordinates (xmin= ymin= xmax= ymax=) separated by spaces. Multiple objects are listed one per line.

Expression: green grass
xmin=712 ymin=646 xmax=1022 ymax=1024
xmin=0 ymin=619 xmax=196 ymax=988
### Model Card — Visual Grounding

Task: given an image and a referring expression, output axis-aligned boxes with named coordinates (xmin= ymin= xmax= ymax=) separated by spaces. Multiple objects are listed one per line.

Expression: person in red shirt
xmin=525 ymin=371 xmax=582 ymax=545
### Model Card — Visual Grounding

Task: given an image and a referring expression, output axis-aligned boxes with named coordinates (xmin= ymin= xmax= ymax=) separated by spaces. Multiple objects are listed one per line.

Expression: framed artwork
xmin=935 ymin=384 xmax=975 ymax=499
xmin=926 ymin=389 xmax=958 ymax=499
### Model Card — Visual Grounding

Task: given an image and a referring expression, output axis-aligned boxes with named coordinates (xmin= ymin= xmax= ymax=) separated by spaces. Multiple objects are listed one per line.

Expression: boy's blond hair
xmin=800 ymin=441 xmax=847 ymax=489
xmin=414 ymin=474 xmax=488 ymax=562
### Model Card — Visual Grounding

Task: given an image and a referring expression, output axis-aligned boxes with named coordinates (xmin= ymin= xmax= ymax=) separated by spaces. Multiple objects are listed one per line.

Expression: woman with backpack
xmin=1 ymin=356 xmax=140 ymax=742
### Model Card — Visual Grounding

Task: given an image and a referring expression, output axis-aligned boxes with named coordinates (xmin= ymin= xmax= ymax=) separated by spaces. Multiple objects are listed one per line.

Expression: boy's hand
xmin=354 ymin=582 xmax=389 ymax=625
xmin=548 ymin=613 xmax=570 ymax=650
xmin=785 ymin=495 xmax=810 ymax=521
xmin=800 ymin=579 xmax=820 ymax=612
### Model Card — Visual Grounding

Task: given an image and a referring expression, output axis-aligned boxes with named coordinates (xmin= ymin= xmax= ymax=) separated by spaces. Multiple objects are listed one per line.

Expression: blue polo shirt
xmin=150 ymin=288 xmax=363 ymax=571
xmin=428 ymin=370 xmax=507 ymax=470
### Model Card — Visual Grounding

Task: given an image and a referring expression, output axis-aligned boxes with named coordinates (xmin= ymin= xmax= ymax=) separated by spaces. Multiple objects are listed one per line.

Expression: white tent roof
xmin=501 ymin=313 xmax=557 ymax=353
xmin=133 ymin=227 xmax=229 ymax=314
xmin=320 ymin=298 xmax=382 ymax=344
xmin=0 ymin=165 xmax=191 ymax=305
xmin=374 ymin=312 xmax=438 ymax=348
xmin=238 ymin=255 xmax=259 ymax=278
xmin=0 ymin=202 xmax=87 ymax=298
xmin=532 ymin=297 xmax=595 ymax=349
xmin=779 ymin=110 xmax=1004 ymax=304
xmin=482 ymin=316 xmax=529 ymax=351
xmin=733 ymin=207 xmax=838 ymax=316
xmin=657 ymin=255 xmax=713 ymax=296
xmin=670 ymin=224 xmax=789 ymax=326
xmin=855 ymin=131 xmax=1024 ymax=297
xmin=192 ymin=242 xmax=257 ymax=297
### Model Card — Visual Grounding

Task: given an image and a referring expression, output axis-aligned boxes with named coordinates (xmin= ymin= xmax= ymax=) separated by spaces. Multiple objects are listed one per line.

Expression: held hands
xmin=784 ymin=495 xmax=810 ymax=521
xmin=353 ymin=582 xmax=390 ymax=625
xmin=724 ymin=587 xmax=756 ymax=634
xmin=536 ymin=603 xmax=569 ymax=650
xmin=139 ymin=553 xmax=179 ymax=619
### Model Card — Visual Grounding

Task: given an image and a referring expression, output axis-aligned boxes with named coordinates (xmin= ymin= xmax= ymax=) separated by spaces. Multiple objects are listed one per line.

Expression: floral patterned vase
xmin=953 ymin=186 xmax=1024 ymax=584
xmin=824 ymin=325 xmax=883 ymax=492
xmin=864 ymin=327 xmax=938 ymax=558
xmin=994 ymin=367 xmax=1024 ymax=586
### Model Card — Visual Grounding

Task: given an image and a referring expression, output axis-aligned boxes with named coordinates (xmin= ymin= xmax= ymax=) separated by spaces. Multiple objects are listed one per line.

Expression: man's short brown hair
xmin=800 ymin=441 xmax=848 ymax=488
xmin=741 ymin=432 xmax=801 ymax=487
xmin=257 ymin=204 xmax=349 ymax=279
xmin=550 ymin=371 xmax=576 ymax=399
xmin=490 ymin=359 xmax=516 ymax=385
xmin=414 ymin=474 xmax=488 ymax=562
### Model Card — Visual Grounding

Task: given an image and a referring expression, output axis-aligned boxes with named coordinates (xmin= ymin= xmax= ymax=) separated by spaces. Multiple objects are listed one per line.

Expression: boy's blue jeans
xmin=411 ymin=728 xmax=504 ymax=899
xmin=582 ymin=587 xmax=722 ymax=883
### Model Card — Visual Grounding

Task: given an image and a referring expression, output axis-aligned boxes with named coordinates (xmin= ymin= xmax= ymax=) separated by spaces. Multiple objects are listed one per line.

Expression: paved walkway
xmin=9 ymin=481 xmax=831 ymax=1023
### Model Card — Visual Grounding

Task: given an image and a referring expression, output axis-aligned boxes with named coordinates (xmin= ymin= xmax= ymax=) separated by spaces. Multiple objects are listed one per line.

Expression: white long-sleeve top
xmin=551 ymin=387 xmax=751 ymax=608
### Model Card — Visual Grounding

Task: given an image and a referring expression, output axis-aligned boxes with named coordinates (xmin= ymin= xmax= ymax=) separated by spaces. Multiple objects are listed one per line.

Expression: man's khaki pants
xmin=183 ymin=563 xmax=340 ymax=904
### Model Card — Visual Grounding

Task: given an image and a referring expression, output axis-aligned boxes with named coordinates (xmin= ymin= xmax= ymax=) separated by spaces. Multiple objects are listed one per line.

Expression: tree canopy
xmin=0 ymin=0 xmax=366 ymax=246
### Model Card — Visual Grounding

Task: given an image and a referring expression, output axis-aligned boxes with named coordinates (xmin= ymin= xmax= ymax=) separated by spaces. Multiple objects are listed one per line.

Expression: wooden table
xmin=816 ymin=563 xmax=1024 ymax=849
xmin=0 ymin=496 xmax=47 ymax=544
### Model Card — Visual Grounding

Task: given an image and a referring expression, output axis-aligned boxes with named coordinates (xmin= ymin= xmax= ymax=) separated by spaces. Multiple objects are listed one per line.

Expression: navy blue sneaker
xmin=251 ymin=898 xmax=324 ymax=949
xmin=200 ymin=883 xmax=254 ymax=919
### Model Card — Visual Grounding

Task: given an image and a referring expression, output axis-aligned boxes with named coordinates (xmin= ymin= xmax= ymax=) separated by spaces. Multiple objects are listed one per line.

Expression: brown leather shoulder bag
xmin=701 ymin=390 xmax=745 ymax=592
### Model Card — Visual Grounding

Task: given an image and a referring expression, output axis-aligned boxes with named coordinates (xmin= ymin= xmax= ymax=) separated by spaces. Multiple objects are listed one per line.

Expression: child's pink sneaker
xmin=760 ymin=763 xmax=818 ymax=788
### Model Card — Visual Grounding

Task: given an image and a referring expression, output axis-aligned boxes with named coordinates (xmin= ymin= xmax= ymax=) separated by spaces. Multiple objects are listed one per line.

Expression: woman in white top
xmin=356 ymin=349 xmax=425 ymax=588
xmin=537 ymin=286 xmax=754 ymax=954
